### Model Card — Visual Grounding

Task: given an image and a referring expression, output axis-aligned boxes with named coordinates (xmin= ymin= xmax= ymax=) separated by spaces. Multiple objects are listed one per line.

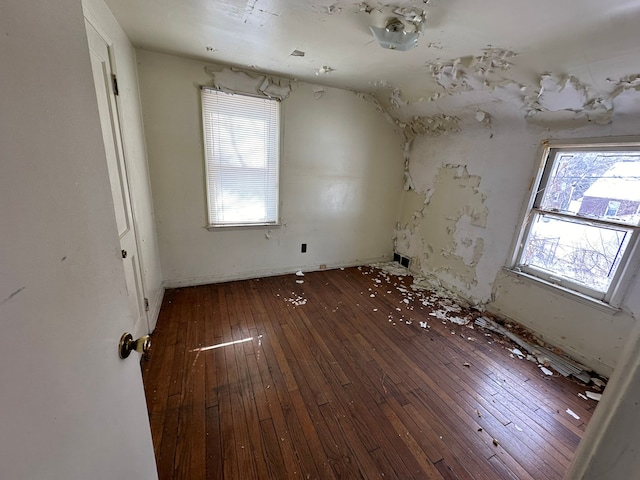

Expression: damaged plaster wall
xmin=396 ymin=110 xmax=640 ymax=375
xmin=377 ymin=37 xmax=640 ymax=375
xmin=395 ymin=164 xmax=487 ymax=297
xmin=136 ymin=49 xmax=404 ymax=287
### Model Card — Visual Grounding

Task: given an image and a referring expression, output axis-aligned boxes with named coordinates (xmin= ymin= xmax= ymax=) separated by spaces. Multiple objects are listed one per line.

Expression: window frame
xmin=201 ymin=86 xmax=281 ymax=228
xmin=509 ymin=139 xmax=640 ymax=308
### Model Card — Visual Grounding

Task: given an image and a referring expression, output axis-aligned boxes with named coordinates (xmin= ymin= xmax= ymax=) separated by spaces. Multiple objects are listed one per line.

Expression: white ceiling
xmin=104 ymin=0 xmax=640 ymax=123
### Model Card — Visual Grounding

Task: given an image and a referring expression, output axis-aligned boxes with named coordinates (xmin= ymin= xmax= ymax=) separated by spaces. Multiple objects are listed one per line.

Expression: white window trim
xmin=201 ymin=86 xmax=282 ymax=228
xmin=508 ymin=137 xmax=640 ymax=309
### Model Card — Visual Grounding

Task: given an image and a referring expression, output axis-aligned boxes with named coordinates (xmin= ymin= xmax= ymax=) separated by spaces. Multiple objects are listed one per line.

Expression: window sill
xmin=205 ymin=223 xmax=281 ymax=231
xmin=502 ymin=267 xmax=621 ymax=315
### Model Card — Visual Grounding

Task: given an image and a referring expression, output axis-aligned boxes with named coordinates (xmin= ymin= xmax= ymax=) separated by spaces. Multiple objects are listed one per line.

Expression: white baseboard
xmin=162 ymin=255 xmax=392 ymax=289
xmin=485 ymin=303 xmax=614 ymax=377
xmin=147 ymin=287 xmax=165 ymax=333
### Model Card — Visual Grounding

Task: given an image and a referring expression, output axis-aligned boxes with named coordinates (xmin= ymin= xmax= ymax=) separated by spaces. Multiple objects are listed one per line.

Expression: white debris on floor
xmin=539 ymin=366 xmax=554 ymax=376
xmin=362 ymin=262 xmax=608 ymax=402
xmin=285 ymin=293 xmax=307 ymax=306
xmin=566 ymin=409 xmax=581 ymax=420
xmin=475 ymin=315 xmax=594 ymax=384
xmin=586 ymin=391 xmax=602 ymax=402
xmin=367 ymin=262 xmax=476 ymax=332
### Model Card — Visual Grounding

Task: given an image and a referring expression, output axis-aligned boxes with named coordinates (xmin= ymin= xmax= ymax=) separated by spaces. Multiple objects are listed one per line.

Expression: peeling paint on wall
xmin=426 ymin=48 xmax=517 ymax=96
xmin=523 ymin=74 xmax=612 ymax=125
xmin=416 ymin=51 xmax=640 ymax=126
xmin=204 ymin=66 xmax=294 ymax=99
xmin=405 ymin=114 xmax=461 ymax=138
xmin=610 ymin=74 xmax=640 ymax=95
xmin=395 ymin=164 xmax=488 ymax=297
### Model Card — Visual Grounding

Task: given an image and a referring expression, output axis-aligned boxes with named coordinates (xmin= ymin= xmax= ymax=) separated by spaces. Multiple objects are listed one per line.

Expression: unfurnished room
xmin=2 ymin=1 xmax=640 ymax=479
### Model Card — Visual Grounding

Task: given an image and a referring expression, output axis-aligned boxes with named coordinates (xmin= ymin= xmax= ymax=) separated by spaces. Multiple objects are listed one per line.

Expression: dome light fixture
xmin=370 ymin=18 xmax=420 ymax=51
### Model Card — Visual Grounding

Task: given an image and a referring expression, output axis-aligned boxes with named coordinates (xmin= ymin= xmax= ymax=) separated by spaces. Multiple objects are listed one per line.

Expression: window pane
xmin=202 ymin=88 xmax=279 ymax=226
xmin=540 ymin=151 xmax=640 ymax=225
xmin=522 ymin=214 xmax=632 ymax=292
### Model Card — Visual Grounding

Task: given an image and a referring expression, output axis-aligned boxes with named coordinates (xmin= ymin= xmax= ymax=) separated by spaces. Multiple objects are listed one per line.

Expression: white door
xmin=86 ymin=20 xmax=149 ymax=336
xmin=0 ymin=1 xmax=157 ymax=478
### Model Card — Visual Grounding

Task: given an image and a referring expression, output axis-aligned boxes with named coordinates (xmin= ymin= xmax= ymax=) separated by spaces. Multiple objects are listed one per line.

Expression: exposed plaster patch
xmin=420 ymin=50 xmax=623 ymax=125
xmin=538 ymin=74 xmax=587 ymax=112
xmin=405 ymin=114 xmax=461 ymax=138
xmin=454 ymin=216 xmax=485 ymax=267
xmin=395 ymin=164 xmax=488 ymax=293
xmin=204 ymin=66 xmax=294 ymax=99
xmin=523 ymin=74 xmax=613 ymax=124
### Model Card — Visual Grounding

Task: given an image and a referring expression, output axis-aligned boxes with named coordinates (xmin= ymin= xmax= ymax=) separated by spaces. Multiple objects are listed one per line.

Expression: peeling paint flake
xmin=586 ymin=391 xmax=602 ymax=402
xmin=406 ymin=114 xmax=461 ymax=138
xmin=326 ymin=3 xmax=342 ymax=15
xmin=205 ymin=66 xmax=294 ymax=100
xmin=316 ymin=65 xmax=335 ymax=75
xmin=538 ymin=74 xmax=587 ymax=112
xmin=566 ymin=409 xmax=580 ymax=420
xmin=525 ymin=73 xmax=613 ymax=124
xmin=395 ymin=165 xmax=487 ymax=295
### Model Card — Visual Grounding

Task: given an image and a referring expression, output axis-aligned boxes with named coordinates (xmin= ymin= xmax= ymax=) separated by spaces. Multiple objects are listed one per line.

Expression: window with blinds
xmin=201 ymin=87 xmax=280 ymax=226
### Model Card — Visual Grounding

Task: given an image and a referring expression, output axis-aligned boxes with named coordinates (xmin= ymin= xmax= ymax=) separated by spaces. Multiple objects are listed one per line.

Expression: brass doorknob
xmin=119 ymin=333 xmax=151 ymax=359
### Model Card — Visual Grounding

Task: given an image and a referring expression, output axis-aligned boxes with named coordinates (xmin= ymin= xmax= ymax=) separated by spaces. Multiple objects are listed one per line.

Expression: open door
xmin=0 ymin=1 xmax=157 ymax=478
xmin=85 ymin=19 xmax=149 ymax=337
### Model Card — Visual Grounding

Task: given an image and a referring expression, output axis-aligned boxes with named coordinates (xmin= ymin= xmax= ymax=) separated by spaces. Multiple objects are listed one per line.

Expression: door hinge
xmin=111 ymin=74 xmax=119 ymax=96
xmin=144 ymin=298 xmax=149 ymax=312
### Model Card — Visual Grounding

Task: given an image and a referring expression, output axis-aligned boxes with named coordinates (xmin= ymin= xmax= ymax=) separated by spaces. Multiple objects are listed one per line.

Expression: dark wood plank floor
xmin=142 ymin=266 xmax=596 ymax=479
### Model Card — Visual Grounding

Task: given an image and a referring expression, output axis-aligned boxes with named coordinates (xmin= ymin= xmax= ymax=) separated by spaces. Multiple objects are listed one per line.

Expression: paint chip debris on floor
xmin=278 ymin=262 xmax=608 ymax=402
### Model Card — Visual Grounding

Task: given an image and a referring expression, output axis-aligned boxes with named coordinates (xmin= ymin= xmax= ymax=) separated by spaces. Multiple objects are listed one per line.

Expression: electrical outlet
xmin=301 ymin=243 xmax=307 ymax=253
xmin=319 ymin=264 xmax=327 ymax=270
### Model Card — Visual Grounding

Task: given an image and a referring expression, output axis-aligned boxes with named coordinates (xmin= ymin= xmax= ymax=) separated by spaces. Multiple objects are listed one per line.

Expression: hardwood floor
xmin=142 ymin=265 xmax=596 ymax=479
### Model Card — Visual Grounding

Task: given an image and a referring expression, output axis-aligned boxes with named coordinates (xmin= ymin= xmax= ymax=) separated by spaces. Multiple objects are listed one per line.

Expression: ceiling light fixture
xmin=370 ymin=17 xmax=420 ymax=51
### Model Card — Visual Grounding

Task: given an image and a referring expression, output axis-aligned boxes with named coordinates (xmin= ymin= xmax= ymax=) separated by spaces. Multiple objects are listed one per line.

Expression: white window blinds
xmin=201 ymin=87 xmax=280 ymax=226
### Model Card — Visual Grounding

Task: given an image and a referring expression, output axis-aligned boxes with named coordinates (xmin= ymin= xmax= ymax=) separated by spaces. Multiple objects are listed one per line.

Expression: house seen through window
xmin=201 ymin=87 xmax=280 ymax=227
xmin=512 ymin=143 xmax=640 ymax=305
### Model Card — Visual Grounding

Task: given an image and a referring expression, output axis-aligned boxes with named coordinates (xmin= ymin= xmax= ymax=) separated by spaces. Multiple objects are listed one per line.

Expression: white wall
xmin=0 ymin=0 xmax=157 ymax=478
xmin=398 ymin=114 xmax=640 ymax=376
xmin=566 ymin=318 xmax=640 ymax=479
xmin=82 ymin=0 xmax=164 ymax=330
xmin=136 ymin=50 xmax=405 ymax=287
